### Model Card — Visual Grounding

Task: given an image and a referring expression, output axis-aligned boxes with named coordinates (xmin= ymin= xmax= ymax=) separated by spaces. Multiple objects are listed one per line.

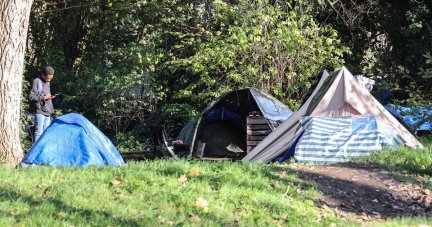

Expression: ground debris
xmin=292 ymin=162 xmax=432 ymax=223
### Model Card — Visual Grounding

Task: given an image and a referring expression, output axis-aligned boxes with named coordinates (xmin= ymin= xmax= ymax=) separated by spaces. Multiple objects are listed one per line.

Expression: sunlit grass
xmin=0 ymin=160 xmax=345 ymax=226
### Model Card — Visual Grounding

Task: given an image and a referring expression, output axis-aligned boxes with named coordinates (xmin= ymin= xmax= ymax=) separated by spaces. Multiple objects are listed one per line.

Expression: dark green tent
xmin=177 ymin=87 xmax=292 ymax=158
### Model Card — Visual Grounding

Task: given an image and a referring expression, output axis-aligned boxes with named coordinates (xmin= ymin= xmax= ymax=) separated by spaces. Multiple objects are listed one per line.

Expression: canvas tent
xmin=21 ymin=113 xmax=125 ymax=167
xmin=242 ymin=67 xmax=423 ymax=164
xmin=177 ymin=87 xmax=292 ymax=158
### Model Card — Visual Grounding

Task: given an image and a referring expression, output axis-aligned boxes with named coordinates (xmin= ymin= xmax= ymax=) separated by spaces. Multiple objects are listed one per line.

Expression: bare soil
xmin=290 ymin=162 xmax=432 ymax=222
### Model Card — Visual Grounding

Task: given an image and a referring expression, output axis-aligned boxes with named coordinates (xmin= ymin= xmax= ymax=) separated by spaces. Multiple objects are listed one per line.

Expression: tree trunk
xmin=0 ymin=0 xmax=34 ymax=166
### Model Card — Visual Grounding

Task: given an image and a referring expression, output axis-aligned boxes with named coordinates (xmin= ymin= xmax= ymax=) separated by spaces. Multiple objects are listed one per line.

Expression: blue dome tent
xmin=21 ymin=113 xmax=125 ymax=167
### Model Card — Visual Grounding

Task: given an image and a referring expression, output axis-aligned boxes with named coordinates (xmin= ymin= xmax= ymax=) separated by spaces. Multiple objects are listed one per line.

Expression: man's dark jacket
xmin=29 ymin=77 xmax=54 ymax=116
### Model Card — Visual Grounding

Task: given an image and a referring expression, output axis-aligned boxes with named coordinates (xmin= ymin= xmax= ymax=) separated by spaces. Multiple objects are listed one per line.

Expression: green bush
xmin=171 ymin=0 xmax=347 ymax=109
xmin=114 ymin=103 xmax=198 ymax=153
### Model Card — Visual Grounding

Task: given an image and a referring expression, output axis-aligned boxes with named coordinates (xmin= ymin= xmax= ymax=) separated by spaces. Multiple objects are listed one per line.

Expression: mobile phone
xmin=54 ymin=94 xmax=59 ymax=96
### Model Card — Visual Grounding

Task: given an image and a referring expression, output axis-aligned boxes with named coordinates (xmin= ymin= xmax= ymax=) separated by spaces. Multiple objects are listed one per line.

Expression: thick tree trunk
xmin=0 ymin=0 xmax=33 ymax=166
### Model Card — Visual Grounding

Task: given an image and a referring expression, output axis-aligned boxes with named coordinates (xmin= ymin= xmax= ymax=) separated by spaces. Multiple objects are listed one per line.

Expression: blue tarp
xmin=21 ymin=113 xmax=125 ymax=167
xmin=204 ymin=108 xmax=246 ymax=131
xmin=277 ymin=130 xmax=305 ymax=163
xmin=384 ymin=104 xmax=432 ymax=131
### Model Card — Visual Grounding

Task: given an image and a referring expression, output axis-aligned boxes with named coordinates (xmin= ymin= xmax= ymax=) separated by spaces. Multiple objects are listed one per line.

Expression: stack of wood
xmin=246 ymin=116 xmax=271 ymax=153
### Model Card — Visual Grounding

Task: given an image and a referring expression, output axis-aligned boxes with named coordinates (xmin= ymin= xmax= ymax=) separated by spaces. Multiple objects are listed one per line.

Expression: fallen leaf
xmin=361 ymin=212 xmax=369 ymax=220
xmin=270 ymin=180 xmax=279 ymax=188
xmin=177 ymin=175 xmax=187 ymax=183
xmin=190 ymin=170 xmax=200 ymax=177
xmin=188 ymin=214 xmax=201 ymax=222
xmin=111 ymin=180 xmax=122 ymax=186
xmin=195 ymin=197 xmax=208 ymax=208
xmin=178 ymin=206 xmax=183 ymax=212
xmin=353 ymin=190 xmax=357 ymax=193
xmin=372 ymin=199 xmax=378 ymax=203
xmin=166 ymin=204 xmax=173 ymax=210
xmin=58 ymin=178 xmax=65 ymax=182
xmin=111 ymin=176 xmax=127 ymax=186
xmin=279 ymin=213 xmax=288 ymax=219
xmin=157 ymin=215 xmax=164 ymax=223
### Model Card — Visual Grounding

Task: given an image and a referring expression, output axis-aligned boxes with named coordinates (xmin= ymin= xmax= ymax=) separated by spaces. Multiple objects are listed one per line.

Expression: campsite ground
xmin=1 ymin=143 xmax=432 ymax=226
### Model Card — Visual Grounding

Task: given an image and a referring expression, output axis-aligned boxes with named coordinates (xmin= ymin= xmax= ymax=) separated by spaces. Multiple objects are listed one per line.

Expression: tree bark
xmin=0 ymin=0 xmax=34 ymax=166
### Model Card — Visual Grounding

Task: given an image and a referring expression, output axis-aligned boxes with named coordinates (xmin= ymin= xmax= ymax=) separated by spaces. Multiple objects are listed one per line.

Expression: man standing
xmin=29 ymin=67 xmax=56 ymax=142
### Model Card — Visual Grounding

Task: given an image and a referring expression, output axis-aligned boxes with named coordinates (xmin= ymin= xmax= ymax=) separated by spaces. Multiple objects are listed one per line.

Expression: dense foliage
xmin=22 ymin=0 xmax=432 ymax=152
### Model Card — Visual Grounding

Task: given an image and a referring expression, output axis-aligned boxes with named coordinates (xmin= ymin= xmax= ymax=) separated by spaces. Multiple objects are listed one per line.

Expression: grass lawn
xmin=3 ymin=138 xmax=432 ymax=226
xmin=0 ymin=160 xmax=346 ymax=226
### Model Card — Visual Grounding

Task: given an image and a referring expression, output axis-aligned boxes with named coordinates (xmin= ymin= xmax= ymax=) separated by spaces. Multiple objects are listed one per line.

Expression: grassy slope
xmin=0 ymin=160 xmax=344 ymax=226
xmin=4 ymin=138 xmax=432 ymax=226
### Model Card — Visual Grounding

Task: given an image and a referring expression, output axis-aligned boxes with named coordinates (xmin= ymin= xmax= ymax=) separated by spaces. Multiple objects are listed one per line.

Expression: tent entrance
xmin=199 ymin=121 xmax=247 ymax=158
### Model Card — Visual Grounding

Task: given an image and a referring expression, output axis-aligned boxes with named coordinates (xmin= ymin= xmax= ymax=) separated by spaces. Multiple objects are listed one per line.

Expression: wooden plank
xmin=195 ymin=141 xmax=205 ymax=158
xmin=193 ymin=157 xmax=241 ymax=162
xmin=247 ymin=124 xmax=270 ymax=130
xmin=247 ymin=129 xmax=271 ymax=136
xmin=247 ymin=135 xmax=267 ymax=141
xmin=246 ymin=117 xmax=267 ymax=125
xmin=247 ymin=141 xmax=261 ymax=146
xmin=247 ymin=146 xmax=255 ymax=152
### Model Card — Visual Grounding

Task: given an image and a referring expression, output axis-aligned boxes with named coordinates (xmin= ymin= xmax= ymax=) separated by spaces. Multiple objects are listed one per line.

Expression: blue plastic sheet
xmin=204 ymin=108 xmax=246 ymax=131
xmin=277 ymin=130 xmax=305 ymax=163
xmin=21 ymin=113 xmax=125 ymax=167
xmin=385 ymin=104 xmax=431 ymax=131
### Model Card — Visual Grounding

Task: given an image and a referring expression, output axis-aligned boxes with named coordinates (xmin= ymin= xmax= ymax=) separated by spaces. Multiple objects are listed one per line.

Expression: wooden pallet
xmin=246 ymin=116 xmax=271 ymax=153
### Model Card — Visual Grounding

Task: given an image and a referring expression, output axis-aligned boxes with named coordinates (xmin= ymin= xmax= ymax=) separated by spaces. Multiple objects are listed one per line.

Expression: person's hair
xmin=43 ymin=66 xmax=54 ymax=76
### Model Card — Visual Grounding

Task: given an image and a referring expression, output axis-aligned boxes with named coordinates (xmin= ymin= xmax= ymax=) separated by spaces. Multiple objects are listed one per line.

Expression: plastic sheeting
xmin=292 ymin=115 xmax=405 ymax=164
xmin=204 ymin=108 xmax=246 ymax=131
xmin=354 ymin=75 xmax=375 ymax=92
xmin=249 ymin=87 xmax=292 ymax=130
xmin=385 ymin=104 xmax=432 ymax=131
xmin=277 ymin=130 xmax=305 ymax=163
xmin=21 ymin=113 xmax=125 ymax=167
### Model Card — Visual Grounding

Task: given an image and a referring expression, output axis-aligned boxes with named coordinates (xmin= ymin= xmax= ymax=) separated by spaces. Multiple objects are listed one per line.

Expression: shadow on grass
xmin=0 ymin=181 xmax=257 ymax=226
xmin=0 ymin=186 xmax=143 ymax=226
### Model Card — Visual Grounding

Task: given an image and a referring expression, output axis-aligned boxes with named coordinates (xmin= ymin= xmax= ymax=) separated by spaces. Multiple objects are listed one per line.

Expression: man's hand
xmin=44 ymin=94 xmax=55 ymax=100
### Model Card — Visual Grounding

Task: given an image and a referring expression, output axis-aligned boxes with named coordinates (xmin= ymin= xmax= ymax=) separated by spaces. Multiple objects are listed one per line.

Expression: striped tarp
xmin=294 ymin=115 xmax=405 ymax=164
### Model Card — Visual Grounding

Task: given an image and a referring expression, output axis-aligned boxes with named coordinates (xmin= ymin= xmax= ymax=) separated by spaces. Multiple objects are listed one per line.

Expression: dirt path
xmin=289 ymin=162 xmax=432 ymax=222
